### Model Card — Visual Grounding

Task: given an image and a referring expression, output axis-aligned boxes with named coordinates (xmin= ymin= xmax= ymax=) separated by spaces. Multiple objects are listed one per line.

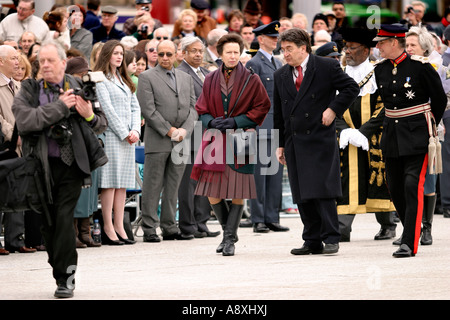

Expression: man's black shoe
xmin=205 ymin=230 xmax=220 ymax=237
xmin=253 ymin=223 xmax=270 ymax=233
xmin=239 ymin=219 xmax=252 ymax=228
xmin=266 ymin=222 xmax=290 ymax=232
xmin=393 ymin=244 xmax=415 ymax=258
xmin=374 ymin=228 xmax=396 ymax=240
xmin=323 ymin=243 xmax=339 ymax=254
xmin=54 ymin=284 xmax=74 ymax=298
xmin=143 ymin=234 xmax=161 ymax=242
xmin=443 ymin=208 xmax=450 ymax=218
xmin=194 ymin=231 xmax=207 ymax=238
xmin=290 ymin=245 xmax=323 ymax=255
xmin=163 ymin=232 xmax=194 ymax=240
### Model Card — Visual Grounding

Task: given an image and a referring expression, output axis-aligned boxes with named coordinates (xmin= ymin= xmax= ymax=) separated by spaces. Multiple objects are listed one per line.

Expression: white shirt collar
xmin=0 ymin=72 xmax=12 ymax=84
xmin=207 ymin=47 xmax=218 ymax=61
xmin=184 ymin=60 xmax=200 ymax=73
xmin=259 ymin=48 xmax=273 ymax=61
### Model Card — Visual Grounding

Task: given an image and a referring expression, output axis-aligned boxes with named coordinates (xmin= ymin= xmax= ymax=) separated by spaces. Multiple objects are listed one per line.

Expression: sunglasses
xmin=158 ymin=52 xmax=173 ymax=57
xmin=156 ymin=36 xmax=169 ymax=40
xmin=147 ymin=47 xmax=156 ymax=52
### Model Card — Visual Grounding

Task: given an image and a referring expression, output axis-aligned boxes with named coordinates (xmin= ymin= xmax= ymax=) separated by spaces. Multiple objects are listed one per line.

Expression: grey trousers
xmin=141 ymin=152 xmax=186 ymax=237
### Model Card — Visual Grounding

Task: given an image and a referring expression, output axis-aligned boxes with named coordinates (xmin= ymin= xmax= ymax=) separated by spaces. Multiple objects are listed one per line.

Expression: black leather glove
xmin=208 ymin=117 xmax=223 ymax=129
xmin=216 ymin=118 xmax=236 ymax=132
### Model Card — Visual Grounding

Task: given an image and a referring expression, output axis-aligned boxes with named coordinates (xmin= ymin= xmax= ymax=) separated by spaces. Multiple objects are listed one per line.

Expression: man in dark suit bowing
xmin=273 ymin=28 xmax=359 ymax=255
xmin=176 ymin=36 xmax=220 ymax=238
xmin=246 ymin=21 xmax=289 ymax=234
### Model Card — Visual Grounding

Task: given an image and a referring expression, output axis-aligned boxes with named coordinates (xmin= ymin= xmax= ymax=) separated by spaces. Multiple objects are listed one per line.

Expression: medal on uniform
xmin=392 ymin=63 xmax=398 ymax=75
xmin=404 ymin=77 xmax=411 ymax=88
xmin=406 ymin=90 xmax=415 ymax=99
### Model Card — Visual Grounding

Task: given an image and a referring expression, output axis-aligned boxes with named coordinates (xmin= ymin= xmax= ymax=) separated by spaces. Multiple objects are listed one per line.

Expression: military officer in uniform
xmin=246 ymin=21 xmax=289 ymax=234
xmin=336 ymin=27 xmax=397 ymax=242
xmin=373 ymin=24 xmax=447 ymax=257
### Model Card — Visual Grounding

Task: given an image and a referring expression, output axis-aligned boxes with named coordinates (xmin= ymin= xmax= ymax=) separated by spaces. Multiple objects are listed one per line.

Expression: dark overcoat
xmin=273 ymin=54 xmax=359 ymax=202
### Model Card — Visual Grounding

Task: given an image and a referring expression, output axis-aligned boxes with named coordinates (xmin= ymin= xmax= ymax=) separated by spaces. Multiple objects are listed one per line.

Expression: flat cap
xmin=190 ymin=0 xmax=210 ymax=10
xmin=136 ymin=0 xmax=152 ymax=4
xmin=101 ymin=5 xmax=118 ymax=14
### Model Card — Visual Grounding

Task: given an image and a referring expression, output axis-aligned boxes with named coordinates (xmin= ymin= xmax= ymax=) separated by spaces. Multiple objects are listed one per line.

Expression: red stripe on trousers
xmin=414 ymin=154 xmax=428 ymax=254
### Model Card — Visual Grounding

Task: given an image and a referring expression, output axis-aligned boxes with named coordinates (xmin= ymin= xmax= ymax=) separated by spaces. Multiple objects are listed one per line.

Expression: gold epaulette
xmin=373 ymin=58 xmax=386 ymax=66
xmin=410 ymin=55 xmax=430 ymax=64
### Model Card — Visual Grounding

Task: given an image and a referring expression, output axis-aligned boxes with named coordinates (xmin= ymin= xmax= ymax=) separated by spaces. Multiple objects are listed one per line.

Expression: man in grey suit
xmin=137 ymin=40 xmax=198 ymax=242
xmin=176 ymin=36 xmax=220 ymax=239
xmin=246 ymin=21 xmax=289 ymax=234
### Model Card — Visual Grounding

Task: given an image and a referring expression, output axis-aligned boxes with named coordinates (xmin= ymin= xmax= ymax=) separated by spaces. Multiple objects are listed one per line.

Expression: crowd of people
xmin=0 ymin=0 xmax=450 ymax=297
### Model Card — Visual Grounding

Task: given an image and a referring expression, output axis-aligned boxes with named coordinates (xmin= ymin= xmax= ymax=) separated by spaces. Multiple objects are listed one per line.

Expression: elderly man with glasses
xmin=0 ymin=0 xmax=50 ymax=44
xmin=90 ymin=5 xmax=126 ymax=44
xmin=137 ymin=40 xmax=197 ymax=243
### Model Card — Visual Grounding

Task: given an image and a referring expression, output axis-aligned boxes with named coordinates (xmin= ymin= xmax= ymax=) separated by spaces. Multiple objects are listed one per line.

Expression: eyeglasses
xmin=187 ymin=49 xmax=204 ymax=54
xmin=343 ymin=45 xmax=362 ymax=52
xmin=156 ymin=36 xmax=169 ymax=40
xmin=17 ymin=6 xmax=32 ymax=12
xmin=158 ymin=52 xmax=174 ymax=57
xmin=147 ymin=47 xmax=156 ymax=53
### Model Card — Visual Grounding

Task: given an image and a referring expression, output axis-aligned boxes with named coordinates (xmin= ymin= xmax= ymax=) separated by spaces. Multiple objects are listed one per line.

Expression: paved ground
xmin=1 ymin=213 xmax=450 ymax=302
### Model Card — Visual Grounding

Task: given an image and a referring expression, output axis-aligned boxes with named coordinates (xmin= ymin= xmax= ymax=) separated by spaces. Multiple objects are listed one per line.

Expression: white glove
xmin=348 ymin=129 xmax=369 ymax=151
xmin=339 ymin=128 xmax=352 ymax=149
xmin=171 ymin=129 xmax=180 ymax=141
xmin=171 ymin=128 xmax=187 ymax=142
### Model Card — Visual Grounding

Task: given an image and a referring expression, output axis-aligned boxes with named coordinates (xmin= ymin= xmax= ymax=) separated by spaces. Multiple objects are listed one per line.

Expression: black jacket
xmin=273 ymin=54 xmax=359 ymax=201
xmin=12 ymin=74 xmax=108 ymax=203
xmin=375 ymin=54 xmax=447 ymax=157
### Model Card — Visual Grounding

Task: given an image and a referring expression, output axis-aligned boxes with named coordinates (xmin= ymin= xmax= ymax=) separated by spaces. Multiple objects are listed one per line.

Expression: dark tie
xmin=271 ymin=57 xmax=277 ymax=69
xmin=51 ymin=84 xmax=74 ymax=166
xmin=8 ymin=80 xmax=14 ymax=94
xmin=167 ymin=71 xmax=176 ymax=90
xmin=59 ymin=119 xmax=74 ymax=166
xmin=295 ymin=65 xmax=303 ymax=91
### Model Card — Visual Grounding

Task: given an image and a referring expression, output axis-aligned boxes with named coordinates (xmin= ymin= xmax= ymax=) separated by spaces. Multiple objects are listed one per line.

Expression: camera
xmin=140 ymin=24 xmax=148 ymax=34
xmin=48 ymin=123 xmax=72 ymax=145
xmin=73 ymin=71 xmax=104 ymax=104
xmin=141 ymin=7 xmax=149 ymax=11
xmin=48 ymin=72 xmax=104 ymax=145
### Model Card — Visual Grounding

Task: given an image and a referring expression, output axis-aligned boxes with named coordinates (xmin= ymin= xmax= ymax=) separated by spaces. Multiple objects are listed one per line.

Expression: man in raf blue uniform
xmin=246 ymin=21 xmax=289 ymax=234
xmin=373 ymin=24 xmax=447 ymax=257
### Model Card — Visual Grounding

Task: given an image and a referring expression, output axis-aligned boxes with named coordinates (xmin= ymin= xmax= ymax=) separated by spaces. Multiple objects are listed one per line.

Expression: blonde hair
xmin=18 ymin=53 xmax=31 ymax=80
xmin=90 ymin=41 xmax=104 ymax=68
xmin=291 ymin=13 xmax=308 ymax=30
xmin=179 ymin=9 xmax=198 ymax=23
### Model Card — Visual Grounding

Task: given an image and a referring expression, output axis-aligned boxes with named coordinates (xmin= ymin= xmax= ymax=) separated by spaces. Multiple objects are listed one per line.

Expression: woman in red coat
xmin=192 ymin=33 xmax=270 ymax=256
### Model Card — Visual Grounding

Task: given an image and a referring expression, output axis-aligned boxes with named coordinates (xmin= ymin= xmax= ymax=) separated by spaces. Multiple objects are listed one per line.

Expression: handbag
xmin=226 ymin=68 xmax=257 ymax=158
xmin=0 ymin=125 xmax=50 ymax=216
